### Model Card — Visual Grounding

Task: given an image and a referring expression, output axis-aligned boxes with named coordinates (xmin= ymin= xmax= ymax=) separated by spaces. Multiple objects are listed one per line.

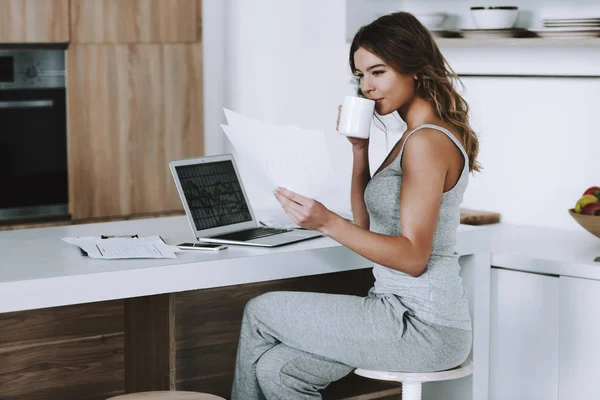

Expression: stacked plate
xmin=536 ymin=17 xmax=600 ymax=38
xmin=460 ymin=28 xmax=531 ymax=39
xmin=544 ymin=17 xmax=600 ymax=28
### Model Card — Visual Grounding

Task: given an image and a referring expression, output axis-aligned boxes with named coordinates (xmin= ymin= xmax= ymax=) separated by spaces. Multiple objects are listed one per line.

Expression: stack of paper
xmin=221 ymin=109 xmax=354 ymax=224
xmin=223 ymin=109 xmax=340 ymax=198
xmin=62 ymin=236 xmax=178 ymax=259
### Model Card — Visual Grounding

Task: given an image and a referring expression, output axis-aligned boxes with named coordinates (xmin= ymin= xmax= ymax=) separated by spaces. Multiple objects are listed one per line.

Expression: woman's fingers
xmin=275 ymin=187 xmax=310 ymax=206
xmin=283 ymin=207 xmax=303 ymax=225
xmin=275 ymin=191 xmax=307 ymax=225
xmin=275 ymin=189 xmax=304 ymax=212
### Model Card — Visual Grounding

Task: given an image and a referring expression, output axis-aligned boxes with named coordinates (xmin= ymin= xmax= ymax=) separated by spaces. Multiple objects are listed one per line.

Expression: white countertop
xmin=0 ymin=216 xmax=488 ymax=313
xmin=489 ymin=223 xmax=600 ymax=280
xmin=3 ymin=216 xmax=599 ymax=313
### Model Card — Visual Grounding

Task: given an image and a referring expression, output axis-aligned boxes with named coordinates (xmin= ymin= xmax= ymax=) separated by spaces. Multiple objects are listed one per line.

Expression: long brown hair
xmin=350 ymin=12 xmax=481 ymax=172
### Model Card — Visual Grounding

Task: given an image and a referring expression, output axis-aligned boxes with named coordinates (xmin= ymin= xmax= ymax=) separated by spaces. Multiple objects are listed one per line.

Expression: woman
xmin=232 ymin=11 xmax=480 ymax=400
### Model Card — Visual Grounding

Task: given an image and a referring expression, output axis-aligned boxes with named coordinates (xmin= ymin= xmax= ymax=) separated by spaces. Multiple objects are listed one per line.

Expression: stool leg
xmin=401 ymin=381 xmax=422 ymax=400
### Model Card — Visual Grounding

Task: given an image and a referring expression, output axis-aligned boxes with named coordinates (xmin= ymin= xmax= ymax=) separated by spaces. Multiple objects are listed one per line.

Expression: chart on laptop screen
xmin=175 ymin=161 xmax=252 ymax=230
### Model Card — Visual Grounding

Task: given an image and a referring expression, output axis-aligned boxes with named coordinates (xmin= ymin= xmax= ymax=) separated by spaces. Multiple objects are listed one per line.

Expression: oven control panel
xmin=0 ymin=50 xmax=65 ymax=90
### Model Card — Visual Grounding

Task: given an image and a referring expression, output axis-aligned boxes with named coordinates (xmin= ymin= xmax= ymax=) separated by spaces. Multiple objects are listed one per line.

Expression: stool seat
xmin=354 ymin=360 xmax=472 ymax=400
xmin=354 ymin=360 xmax=472 ymax=383
xmin=105 ymin=391 xmax=226 ymax=400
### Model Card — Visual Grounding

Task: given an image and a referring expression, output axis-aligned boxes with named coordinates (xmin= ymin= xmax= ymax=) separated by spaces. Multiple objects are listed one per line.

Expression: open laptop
xmin=169 ymin=154 xmax=323 ymax=247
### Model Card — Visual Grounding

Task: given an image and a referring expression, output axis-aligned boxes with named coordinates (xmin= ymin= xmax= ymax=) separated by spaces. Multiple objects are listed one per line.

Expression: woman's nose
xmin=360 ymin=76 xmax=375 ymax=95
xmin=360 ymin=78 xmax=373 ymax=95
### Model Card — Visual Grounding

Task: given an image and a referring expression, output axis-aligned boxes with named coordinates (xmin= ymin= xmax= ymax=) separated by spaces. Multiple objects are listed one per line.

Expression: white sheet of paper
xmin=222 ymin=109 xmax=338 ymax=200
xmin=62 ymin=236 xmax=178 ymax=259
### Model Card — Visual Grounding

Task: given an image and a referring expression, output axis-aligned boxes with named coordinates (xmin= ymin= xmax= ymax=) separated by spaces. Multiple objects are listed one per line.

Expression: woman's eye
xmin=373 ymin=70 xmax=384 ymax=76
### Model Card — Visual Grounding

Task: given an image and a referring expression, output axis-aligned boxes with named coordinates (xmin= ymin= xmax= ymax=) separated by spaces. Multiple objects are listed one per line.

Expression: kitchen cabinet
xmin=490 ymin=267 xmax=600 ymax=400
xmin=558 ymin=276 xmax=600 ymax=400
xmin=0 ymin=0 xmax=69 ymax=43
xmin=70 ymin=0 xmax=201 ymax=43
xmin=67 ymin=44 xmax=204 ymax=220
xmin=489 ymin=268 xmax=559 ymax=400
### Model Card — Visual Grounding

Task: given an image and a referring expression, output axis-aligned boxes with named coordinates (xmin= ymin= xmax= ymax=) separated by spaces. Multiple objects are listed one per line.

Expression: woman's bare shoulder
xmin=405 ymin=125 xmax=459 ymax=154
xmin=402 ymin=125 xmax=464 ymax=172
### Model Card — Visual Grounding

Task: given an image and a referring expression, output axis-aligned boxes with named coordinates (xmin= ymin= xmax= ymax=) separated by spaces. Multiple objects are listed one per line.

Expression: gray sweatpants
xmin=231 ymin=290 xmax=472 ymax=400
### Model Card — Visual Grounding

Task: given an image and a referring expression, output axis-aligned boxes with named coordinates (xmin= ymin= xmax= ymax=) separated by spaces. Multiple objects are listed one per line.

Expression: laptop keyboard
xmin=211 ymin=227 xmax=291 ymax=242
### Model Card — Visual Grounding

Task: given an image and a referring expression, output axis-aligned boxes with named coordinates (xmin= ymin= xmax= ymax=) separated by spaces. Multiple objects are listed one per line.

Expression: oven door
xmin=0 ymin=87 xmax=69 ymax=222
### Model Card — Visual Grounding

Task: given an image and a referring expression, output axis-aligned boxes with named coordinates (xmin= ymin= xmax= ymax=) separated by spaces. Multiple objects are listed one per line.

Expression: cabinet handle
xmin=0 ymin=100 xmax=53 ymax=109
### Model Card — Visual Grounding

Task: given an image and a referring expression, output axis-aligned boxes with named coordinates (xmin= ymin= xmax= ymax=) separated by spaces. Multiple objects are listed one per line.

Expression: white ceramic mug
xmin=338 ymin=96 xmax=375 ymax=139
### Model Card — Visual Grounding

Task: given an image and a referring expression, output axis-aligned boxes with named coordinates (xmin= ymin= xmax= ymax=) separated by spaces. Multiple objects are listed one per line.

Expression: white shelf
xmin=436 ymin=37 xmax=600 ymax=47
xmin=346 ymin=37 xmax=600 ymax=46
xmin=345 ymin=0 xmax=600 ymax=46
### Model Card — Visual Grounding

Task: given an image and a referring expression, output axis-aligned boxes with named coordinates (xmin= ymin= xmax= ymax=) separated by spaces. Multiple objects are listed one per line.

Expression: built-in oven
xmin=0 ymin=49 xmax=69 ymax=223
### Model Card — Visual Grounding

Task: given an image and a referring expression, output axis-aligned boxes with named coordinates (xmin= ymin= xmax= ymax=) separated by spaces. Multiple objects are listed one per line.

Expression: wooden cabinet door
xmin=70 ymin=0 xmax=201 ymax=43
xmin=489 ymin=268 xmax=559 ymax=400
xmin=0 ymin=0 xmax=69 ymax=43
xmin=67 ymin=44 xmax=204 ymax=220
xmin=559 ymin=276 xmax=600 ymax=400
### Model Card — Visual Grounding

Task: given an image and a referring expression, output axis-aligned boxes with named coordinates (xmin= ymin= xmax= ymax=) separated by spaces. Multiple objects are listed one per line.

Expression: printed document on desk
xmin=62 ymin=236 xmax=178 ymax=259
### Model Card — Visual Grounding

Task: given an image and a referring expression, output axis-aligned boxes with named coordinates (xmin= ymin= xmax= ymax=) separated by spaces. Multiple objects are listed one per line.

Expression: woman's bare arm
xmin=275 ymin=129 xmax=457 ymax=277
xmin=321 ymin=130 xmax=448 ymax=276
xmin=350 ymin=145 xmax=371 ymax=229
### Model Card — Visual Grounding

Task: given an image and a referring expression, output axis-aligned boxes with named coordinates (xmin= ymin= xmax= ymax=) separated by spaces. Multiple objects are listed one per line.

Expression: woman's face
xmin=353 ymin=47 xmax=416 ymax=116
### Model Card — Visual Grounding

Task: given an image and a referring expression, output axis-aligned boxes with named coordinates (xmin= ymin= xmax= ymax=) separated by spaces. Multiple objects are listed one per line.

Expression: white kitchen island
xmin=486 ymin=224 xmax=600 ymax=400
xmin=0 ymin=215 xmax=492 ymax=400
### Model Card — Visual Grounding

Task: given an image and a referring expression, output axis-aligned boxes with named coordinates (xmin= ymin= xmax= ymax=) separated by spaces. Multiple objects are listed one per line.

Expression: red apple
xmin=583 ymin=186 xmax=600 ymax=199
xmin=581 ymin=202 xmax=600 ymax=216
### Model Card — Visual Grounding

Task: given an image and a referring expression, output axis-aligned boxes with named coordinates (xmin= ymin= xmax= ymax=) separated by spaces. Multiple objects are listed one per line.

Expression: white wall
xmin=203 ymin=0 xmax=600 ymax=231
xmin=459 ymin=76 xmax=600 ymax=229
xmin=224 ymin=0 xmax=350 ymax=128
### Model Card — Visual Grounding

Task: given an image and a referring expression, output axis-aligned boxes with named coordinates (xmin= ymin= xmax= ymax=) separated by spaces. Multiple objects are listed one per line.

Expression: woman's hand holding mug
xmin=336 ymin=96 xmax=375 ymax=149
xmin=337 ymin=105 xmax=368 ymax=148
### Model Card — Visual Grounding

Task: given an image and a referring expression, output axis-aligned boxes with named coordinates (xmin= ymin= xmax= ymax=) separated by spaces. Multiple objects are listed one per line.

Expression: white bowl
xmin=471 ymin=6 xmax=519 ymax=30
xmin=415 ymin=13 xmax=447 ymax=30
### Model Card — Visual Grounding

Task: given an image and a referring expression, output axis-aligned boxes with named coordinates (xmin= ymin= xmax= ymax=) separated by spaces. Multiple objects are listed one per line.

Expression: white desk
xmin=0 ymin=216 xmax=492 ymax=399
xmin=0 ymin=216 xmax=490 ymax=313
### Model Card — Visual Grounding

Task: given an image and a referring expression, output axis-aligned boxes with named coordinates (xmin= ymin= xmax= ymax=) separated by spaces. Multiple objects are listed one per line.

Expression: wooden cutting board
xmin=460 ymin=208 xmax=501 ymax=225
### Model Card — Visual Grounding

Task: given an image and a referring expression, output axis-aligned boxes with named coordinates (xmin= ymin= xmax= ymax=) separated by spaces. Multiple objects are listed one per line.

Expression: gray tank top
xmin=364 ymin=124 xmax=472 ymax=330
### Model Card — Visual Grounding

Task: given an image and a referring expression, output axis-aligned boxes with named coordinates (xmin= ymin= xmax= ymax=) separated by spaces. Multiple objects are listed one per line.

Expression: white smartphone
xmin=177 ymin=242 xmax=228 ymax=251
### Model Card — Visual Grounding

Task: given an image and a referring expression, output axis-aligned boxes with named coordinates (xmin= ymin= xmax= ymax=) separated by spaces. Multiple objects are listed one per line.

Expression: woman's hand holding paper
xmin=274 ymin=187 xmax=335 ymax=232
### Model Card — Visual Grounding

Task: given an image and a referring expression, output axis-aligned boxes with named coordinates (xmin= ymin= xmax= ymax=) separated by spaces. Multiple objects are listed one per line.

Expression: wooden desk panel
xmin=0 ymin=300 xmax=124 ymax=400
xmin=0 ymin=270 xmax=400 ymax=399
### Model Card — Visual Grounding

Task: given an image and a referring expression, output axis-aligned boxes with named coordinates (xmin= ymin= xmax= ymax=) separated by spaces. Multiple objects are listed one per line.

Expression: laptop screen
xmin=175 ymin=160 xmax=253 ymax=231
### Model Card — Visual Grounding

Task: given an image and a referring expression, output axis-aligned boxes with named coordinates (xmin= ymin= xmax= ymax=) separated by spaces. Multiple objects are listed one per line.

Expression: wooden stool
xmin=105 ymin=391 xmax=226 ymax=400
xmin=354 ymin=360 xmax=473 ymax=400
